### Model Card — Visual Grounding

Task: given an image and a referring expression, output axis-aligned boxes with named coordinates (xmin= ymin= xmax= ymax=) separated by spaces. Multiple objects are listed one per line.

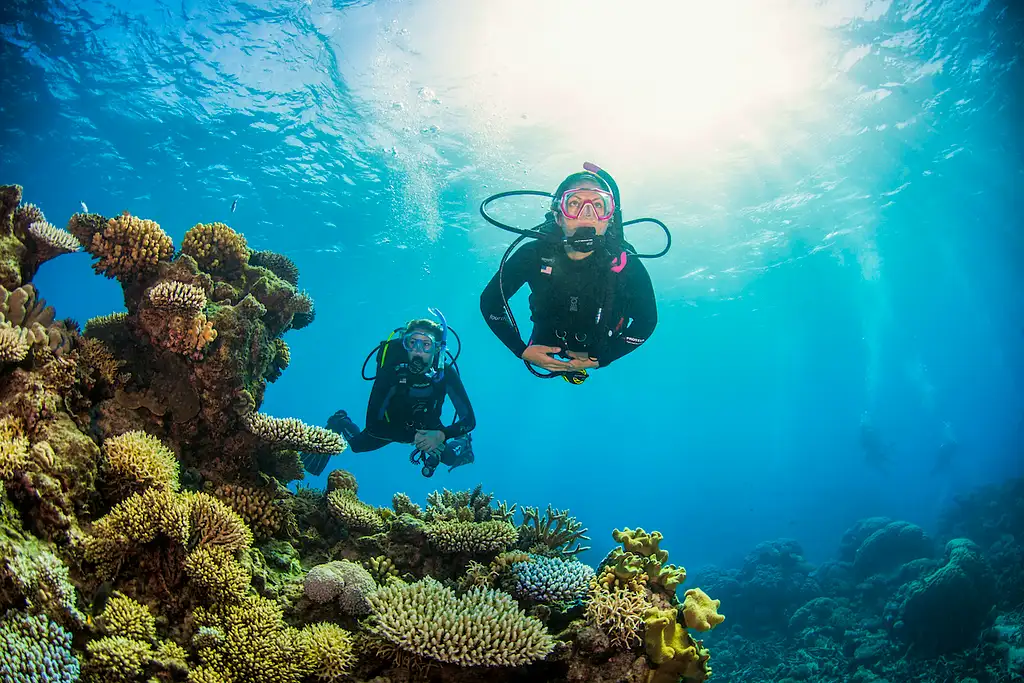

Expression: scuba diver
xmin=300 ymin=310 xmax=476 ymax=478
xmin=479 ymin=162 xmax=670 ymax=384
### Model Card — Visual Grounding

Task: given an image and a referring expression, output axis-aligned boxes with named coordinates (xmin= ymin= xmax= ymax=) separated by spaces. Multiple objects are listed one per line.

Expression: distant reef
xmin=0 ymin=184 xmax=723 ymax=683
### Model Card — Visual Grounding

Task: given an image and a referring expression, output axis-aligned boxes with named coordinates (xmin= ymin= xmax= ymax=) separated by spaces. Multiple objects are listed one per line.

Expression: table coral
xmin=243 ymin=413 xmax=346 ymax=455
xmin=367 ymin=577 xmax=556 ymax=667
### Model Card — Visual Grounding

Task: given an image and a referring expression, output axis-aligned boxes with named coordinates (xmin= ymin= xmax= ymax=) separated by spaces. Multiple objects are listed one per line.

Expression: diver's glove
xmin=326 ymin=410 xmax=359 ymax=440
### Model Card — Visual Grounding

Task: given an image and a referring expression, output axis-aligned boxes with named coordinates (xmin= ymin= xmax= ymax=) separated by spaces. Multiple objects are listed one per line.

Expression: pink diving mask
xmin=558 ymin=187 xmax=615 ymax=221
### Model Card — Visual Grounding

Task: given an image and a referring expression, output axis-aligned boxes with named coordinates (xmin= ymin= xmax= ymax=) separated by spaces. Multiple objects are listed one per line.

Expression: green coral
xmin=302 ymin=622 xmax=356 ymax=682
xmin=424 ymin=519 xmax=519 ymax=554
xmin=97 ymin=592 xmax=156 ymax=642
xmin=608 ymin=527 xmax=687 ymax=592
xmin=644 ymin=606 xmax=712 ymax=683
xmin=83 ymin=635 xmax=153 ymax=683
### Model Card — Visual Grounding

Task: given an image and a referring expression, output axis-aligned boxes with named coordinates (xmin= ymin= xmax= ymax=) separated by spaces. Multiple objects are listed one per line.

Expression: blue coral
xmin=0 ymin=610 xmax=80 ymax=682
xmin=506 ymin=555 xmax=595 ymax=605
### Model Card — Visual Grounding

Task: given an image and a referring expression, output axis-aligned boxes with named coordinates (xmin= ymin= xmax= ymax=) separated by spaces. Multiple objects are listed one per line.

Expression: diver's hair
xmin=404 ymin=318 xmax=444 ymax=342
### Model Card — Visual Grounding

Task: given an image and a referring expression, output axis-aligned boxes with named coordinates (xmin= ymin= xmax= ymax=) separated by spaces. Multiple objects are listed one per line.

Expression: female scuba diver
xmin=479 ymin=163 xmax=669 ymax=384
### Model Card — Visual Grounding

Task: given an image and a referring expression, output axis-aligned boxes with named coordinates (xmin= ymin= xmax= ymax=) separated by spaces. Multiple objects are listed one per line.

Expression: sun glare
xmin=456 ymin=0 xmax=834 ymax=170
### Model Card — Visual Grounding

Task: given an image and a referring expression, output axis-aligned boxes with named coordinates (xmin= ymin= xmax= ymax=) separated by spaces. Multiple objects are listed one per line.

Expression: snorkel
xmin=426 ymin=306 xmax=448 ymax=381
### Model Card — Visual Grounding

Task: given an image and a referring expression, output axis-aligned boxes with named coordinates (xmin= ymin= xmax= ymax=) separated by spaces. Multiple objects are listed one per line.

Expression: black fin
xmin=301 ymin=451 xmax=331 ymax=476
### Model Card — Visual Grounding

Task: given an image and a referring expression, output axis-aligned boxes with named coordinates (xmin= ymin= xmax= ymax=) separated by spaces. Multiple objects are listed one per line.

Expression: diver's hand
xmin=521 ymin=345 xmax=574 ymax=372
xmin=415 ymin=429 xmax=445 ymax=455
xmin=567 ymin=357 xmax=599 ymax=371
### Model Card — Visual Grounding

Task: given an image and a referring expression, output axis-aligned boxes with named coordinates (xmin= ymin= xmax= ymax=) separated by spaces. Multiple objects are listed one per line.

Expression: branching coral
xmin=77 ymin=211 xmax=174 ymax=281
xmin=3 ymin=544 xmax=85 ymax=627
xmin=302 ymin=622 xmax=356 ymax=682
xmin=0 ymin=326 xmax=30 ymax=365
xmin=96 ymin=592 xmax=156 ymax=642
xmin=244 ymin=413 xmax=346 ymax=455
xmin=424 ymin=484 xmax=496 ymax=522
xmin=101 ymin=430 xmax=180 ymax=497
xmin=0 ymin=415 xmax=30 ymax=479
xmin=265 ymin=338 xmax=290 ymax=382
xmin=327 ymin=468 xmax=358 ymax=495
xmin=585 ymin=575 xmax=652 ymax=649
xmin=27 ymin=221 xmax=81 ymax=258
xmin=147 ymin=280 xmax=208 ymax=313
xmin=364 ymin=555 xmax=400 ymax=585
xmin=0 ymin=610 xmax=80 ymax=683
xmin=424 ymin=519 xmax=519 ymax=554
xmin=82 ymin=634 xmax=153 ymax=682
xmin=192 ymin=595 xmax=313 ymax=683
xmin=518 ymin=504 xmax=591 ymax=557
xmin=367 ymin=577 xmax=556 ymax=667
xmin=183 ymin=545 xmax=253 ymax=603
xmin=184 ymin=491 xmax=254 ymax=553
xmin=326 ymin=489 xmax=386 ymax=533
xmin=181 ymin=222 xmax=250 ymax=275
xmin=504 ymin=554 xmax=595 ymax=605
xmin=211 ymin=483 xmax=283 ymax=538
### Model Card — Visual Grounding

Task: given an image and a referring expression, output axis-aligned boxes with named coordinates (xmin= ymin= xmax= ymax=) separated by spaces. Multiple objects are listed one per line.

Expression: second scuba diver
xmin=479 ymin=163 xmax=661 ymax=384
xmin=301 ymin=311 xmax=477 ymax=478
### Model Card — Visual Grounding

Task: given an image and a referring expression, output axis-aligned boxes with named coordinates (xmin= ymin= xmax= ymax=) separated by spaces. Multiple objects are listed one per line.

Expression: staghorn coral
xmin=147 ymin=280 xmax=208 ymax=313
xmin=302 ymin=622 xmax=356 ymax=682
xmin=244 ymin=413 xmax=346 ymax=455
xmin=682 ymin=587 xmax=725 ymax=632
xmin=391 ymin=491 xmax=422 ymax=518
xmin=79 ymin=211 xmax=174 ymax=281
xmin=585 ymin=575 xmax=653 ymax=650
xmin=425 ymin=485 xmax=496 ymax=522
xmin=101 ymin=430 xmax=180 ymax=497
xmin=326 ymin=489 xmax=386 ymax=534
xmin=249 ymin=250 xmax=299 ymax=286
xmin=181 ymin=221 xmax=250 ymax=274
xmin=518 ymin=504 xmax=591 ymax=557
xmin=424 ymin=519 xmax=519 ymax=554
xmin=505 ymin=554 xmax=595 ymax=605
xmin=0 ymin=610 xmax=80 ymax=683
xmin=96 ymin=592 xmax=156 ymax=642
xmin=303 ymin=560 xmax=378 ymax=615
xmin=367 ymin=577 xmax=556 ymax=667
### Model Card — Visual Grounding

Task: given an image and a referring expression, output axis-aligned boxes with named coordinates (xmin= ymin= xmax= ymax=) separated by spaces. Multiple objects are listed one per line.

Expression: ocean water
xmin=3 ymin=0 xmax=1022 ymax=581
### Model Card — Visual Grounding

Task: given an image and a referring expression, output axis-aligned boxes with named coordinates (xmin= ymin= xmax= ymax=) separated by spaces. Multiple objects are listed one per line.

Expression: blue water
xmin=2 ymin=0 xmax=1021 ymax=573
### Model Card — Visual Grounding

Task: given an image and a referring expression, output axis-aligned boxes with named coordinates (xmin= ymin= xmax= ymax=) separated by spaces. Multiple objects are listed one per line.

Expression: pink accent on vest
xmin=610 ymin=251 xmax=627 ymax=273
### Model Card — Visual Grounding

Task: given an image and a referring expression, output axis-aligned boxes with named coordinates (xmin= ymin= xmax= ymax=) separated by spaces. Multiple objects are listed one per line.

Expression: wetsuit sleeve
xmin=441 ymin=366 xmax=476 ymax=439
xmin=363 ymin=372 xmax=408 ymax=441
xmin=479 ymin=243 xmax=535 ymax=359
xmin=594 ymin=260 xmax=658 ymax=367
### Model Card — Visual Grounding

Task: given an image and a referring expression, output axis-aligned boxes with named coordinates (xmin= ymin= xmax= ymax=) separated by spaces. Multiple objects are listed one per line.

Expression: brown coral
xmin=326 ymin=468 xmax=357 ymax=495
xmin=147 ymin=280 xmax=207 ymax=313
xmin=181 ymin=222 xmax=249 ymax=274
xmin=243 ymin=413 xmax=346 ymax=455
xmin=211 ymin=483 xmax=283 ymax=538
xmin=101 ymin=430 xmax=180 ymax=497
xmin=85 ymin=211 xmax=174 ymax=281
xmin=0 ymin=326 xmax=30 ymax=365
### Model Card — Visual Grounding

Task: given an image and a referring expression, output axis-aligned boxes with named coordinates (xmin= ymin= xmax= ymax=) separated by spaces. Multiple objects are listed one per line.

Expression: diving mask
xmin=559 ymin=188 xmax=615 ymax=221
xmin=402 ymin=331 xmax=436 ymax=354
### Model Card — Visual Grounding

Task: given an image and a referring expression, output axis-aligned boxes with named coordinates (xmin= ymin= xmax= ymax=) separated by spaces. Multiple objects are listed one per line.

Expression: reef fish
xmin=81 ymin=201 xmax=89 ymax=213
xmin=231 ymin=198 xmax=238 ymax=213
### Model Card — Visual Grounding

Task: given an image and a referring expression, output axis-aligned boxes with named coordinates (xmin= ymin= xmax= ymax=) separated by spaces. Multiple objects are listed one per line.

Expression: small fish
xmin=231 ymin=198 xmax=238 ymax=213
xmin=81 ymin=201 xmax=89 ymax=213
xmin=90 ymin=580 xmax=114 ymax=618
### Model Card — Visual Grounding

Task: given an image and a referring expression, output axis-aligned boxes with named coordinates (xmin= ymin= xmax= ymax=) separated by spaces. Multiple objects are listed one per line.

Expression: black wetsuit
xmin=347 ymin=351 xmax=475 ymax=452
xmin=480 ymin=240 xmax=657 ymax=366
xmin=302 ymin=341 xmax=476 ymax=476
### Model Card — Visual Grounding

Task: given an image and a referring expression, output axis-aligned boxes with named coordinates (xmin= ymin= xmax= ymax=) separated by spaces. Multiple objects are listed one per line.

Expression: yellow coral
xmin=211 ymin=483 xmax=282 ymax=538
xmin=148 ymin=280 xmax=207 ymax=312
xmin=0 ymin=415 xmax=30 ymax=479
xmin=193 ymin=595 xmax=312 ymax=683
xmin=181 ymin=222 xmax=249 ymax=274
xmin=364 ymin=555 xmax=400 ymax=585
xmin=183 ymin=545 xmax=252 ymax=602
xmin=184 ymin=491 xmax=254 ymax=553
xmin=326 ymin=489 xmax=386 ymax=533
xmin=88 ymin=211 xmax=174 ymax=280
xmin=302 ymin=622 xmax=357 ymax=682
xmin=83 ymin=635 xmax=154 ymax=683
xmin=367 ymin=577 xmax=555 ymax=667
xmin=424 ymin=519 xmax=519 ymax=554
xmin=102 ymin=430 xmax=180 ymax=495
xmin=643 ymin=607 xmax=712 ymax=683
xmin=682 ymin=587 xmax=725 ymax=632
xmin=84 ymin=487 xmax=190 ymax=575
xmin=188 ymin=667 xmax=230 ymax=683
xmin=585 ymin=576 xmax=652 ymax=649
xmin=98 ymin=592 xmax=156 ymax=642
xmin=613 ymin=527 xmax=668 ymax=563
